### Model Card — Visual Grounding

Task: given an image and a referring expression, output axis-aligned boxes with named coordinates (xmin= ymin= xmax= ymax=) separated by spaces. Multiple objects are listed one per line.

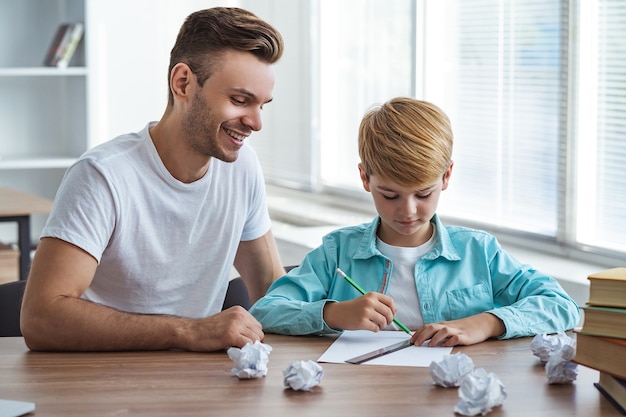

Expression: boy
xmin=250 ymin=97 xmax=580 ymax=347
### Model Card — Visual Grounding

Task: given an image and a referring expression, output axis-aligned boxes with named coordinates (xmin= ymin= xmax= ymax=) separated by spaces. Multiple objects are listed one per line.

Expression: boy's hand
xmin=323 ymin=292 xmax=397 ymax=332
xmin=410 ymin=313 xmax=505 ymax=347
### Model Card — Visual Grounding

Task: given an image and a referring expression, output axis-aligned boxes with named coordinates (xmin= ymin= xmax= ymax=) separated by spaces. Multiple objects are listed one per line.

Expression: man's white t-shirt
xmin=42 ymin=122 xmax=271 ymax=318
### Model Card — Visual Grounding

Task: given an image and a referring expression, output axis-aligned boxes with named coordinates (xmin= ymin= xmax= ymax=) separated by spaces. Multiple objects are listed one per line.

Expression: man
xmin=21 ymin=7 xmax=286 ymax=352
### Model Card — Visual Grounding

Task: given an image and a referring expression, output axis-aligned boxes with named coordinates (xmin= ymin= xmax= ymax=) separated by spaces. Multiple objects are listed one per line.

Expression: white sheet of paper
xmin=0 ymin=399 xmax=35 ymax=417
xmin=317 ymin=330 xmax=452 ymax=367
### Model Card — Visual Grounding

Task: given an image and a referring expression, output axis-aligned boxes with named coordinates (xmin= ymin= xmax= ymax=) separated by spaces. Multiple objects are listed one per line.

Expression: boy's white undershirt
xmin=376 ymin=224 xmax=437 ymax=331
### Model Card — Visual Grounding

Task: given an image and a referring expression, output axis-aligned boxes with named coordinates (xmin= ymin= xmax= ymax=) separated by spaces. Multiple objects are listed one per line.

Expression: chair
xmin=222 ymin=277 xmax=252 ymax=311
xmin=222 ymin=265 xmax=299 ymax=311
xmin=0 ymin=280 xmax=26 ymax=337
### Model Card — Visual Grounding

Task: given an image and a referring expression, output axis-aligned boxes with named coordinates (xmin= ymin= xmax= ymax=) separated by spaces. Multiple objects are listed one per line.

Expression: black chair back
xmin=0 ymin=280 xmax=26 ymax=337
xmin=222 ymin=265 xmax=298 ymax=311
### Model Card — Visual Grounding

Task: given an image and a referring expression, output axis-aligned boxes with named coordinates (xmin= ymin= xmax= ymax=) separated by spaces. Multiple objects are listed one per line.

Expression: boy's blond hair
xmin=358 ymin=97 xmax=453 ymax=188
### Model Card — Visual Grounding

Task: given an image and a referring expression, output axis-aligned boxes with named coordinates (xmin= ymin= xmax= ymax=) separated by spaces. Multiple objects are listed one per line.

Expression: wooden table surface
xmin=0 ymin=187 xmax=53 ymax=217
xmin=0 ymin=334 xmax=619 ymax=417
xmin=0 ymin=187 xmax=53 ymax=280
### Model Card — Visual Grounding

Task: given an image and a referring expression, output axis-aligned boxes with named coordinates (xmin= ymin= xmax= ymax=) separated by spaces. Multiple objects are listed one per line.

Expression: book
xmin=573 ymin=332 xmax=626 ymax=380
xmin=43 ymin=22 xmax=84 ymax=68
xmin=587 ymin=267 xmax=626 ymax=308
xmin=595 ymin=372 xmax=626 ymax=415
xmin=43 ymin=23 xmax=74 ymax=67
xmin=56 ymin=22 xmax=84 ymax=68
xmin=581 ymin=305 xmax=626 ymax=339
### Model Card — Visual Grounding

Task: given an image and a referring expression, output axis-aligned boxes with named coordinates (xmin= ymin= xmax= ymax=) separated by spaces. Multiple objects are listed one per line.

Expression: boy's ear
xmin=358 ymin=163 xmax=371 ymax=192
xmin=441 ymin=161 xmax=454 ymax=190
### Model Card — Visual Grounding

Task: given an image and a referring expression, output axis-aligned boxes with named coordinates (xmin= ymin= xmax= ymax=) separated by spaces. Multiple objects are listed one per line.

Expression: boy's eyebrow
xmin=228 ymin=87 xmax=274 ymax=104
xmin=377 ymin=183 xmax=437 ymax=193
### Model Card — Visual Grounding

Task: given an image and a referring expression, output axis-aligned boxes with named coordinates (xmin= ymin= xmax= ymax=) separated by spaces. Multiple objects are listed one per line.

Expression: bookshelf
xmin=0 ymin=0 xmax=277 ymax=246
xmin=0 ymin=0 xmax=195 ymax=246
xmin=0 ymin=0 xmax=87 ymax=243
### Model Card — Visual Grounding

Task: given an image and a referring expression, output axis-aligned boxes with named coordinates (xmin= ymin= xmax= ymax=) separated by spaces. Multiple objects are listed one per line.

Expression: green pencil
xmin=336 ymin=267 xmax=412 ymax=334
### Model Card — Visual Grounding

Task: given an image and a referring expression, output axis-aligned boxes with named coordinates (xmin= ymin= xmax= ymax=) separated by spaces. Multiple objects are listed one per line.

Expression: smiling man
xmin=20 ymin=7 xmax=286 ymax=352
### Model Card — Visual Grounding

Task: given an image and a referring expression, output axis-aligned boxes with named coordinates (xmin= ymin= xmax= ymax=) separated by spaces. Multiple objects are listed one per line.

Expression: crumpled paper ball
xmin=454 ymin=368 xmax=507 ymax=416
xmin=530 ymin=332 xmax=578 ymax=384
xmin=429 ymin=353 xmax=475 ymax=387
xmin=227 ymin=341 xmax=272 ymax=379
xmin=530 ymin=332 xmax=571 ymax=364
xmin=545 ymin=339 xmax=578 ymax=384
xmin=283 ymin=360 xmax=324 ymax=391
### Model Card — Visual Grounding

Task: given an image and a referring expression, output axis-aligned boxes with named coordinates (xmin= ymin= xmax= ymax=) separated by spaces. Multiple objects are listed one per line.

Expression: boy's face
xmin=359 ymin=164 xmax=452 ymax=247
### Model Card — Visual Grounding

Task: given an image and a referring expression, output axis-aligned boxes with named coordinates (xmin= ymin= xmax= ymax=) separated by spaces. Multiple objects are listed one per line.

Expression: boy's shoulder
xmin=325 ymin=221 xmax=372 ymax=236
xmin=320 ymin=220 xmax=375 ymax=244
xmin=442 ymin=223 xmax=497 ymax=244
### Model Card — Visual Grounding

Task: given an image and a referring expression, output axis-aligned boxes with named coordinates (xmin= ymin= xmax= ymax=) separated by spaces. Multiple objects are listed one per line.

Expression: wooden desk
xmin=0 ymin=335 xmax=619 ymax=417
xmin=0 ymin=188 xmax=53 ymax=281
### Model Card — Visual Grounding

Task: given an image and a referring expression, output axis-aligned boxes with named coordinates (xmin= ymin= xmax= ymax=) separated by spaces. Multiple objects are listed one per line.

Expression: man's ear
xmin=170 ymin=63 xmax=195 ymax=104
xmin=358 ymin=163 xmax=371 ymax=192
xmin=441 ymin=161 xmax=454 ymax=191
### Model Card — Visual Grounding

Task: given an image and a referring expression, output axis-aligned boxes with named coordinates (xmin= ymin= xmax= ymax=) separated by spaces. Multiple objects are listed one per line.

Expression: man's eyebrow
xmin=229 ymin=88 xmax=273 ymax=104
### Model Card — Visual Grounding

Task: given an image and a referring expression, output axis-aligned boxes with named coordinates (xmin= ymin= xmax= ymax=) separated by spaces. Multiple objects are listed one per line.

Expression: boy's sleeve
xmin=485 ymin=243 xmax=581 ymax=339
xmin=249 ymin=248 xmax=341 ymax=336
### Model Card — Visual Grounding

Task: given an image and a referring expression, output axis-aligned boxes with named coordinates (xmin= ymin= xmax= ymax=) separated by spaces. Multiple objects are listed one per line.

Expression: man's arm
xmin=233 ymin=229 xmax=285 ymax=303
xmin=20 ymin=237 xmax=263 ymax=352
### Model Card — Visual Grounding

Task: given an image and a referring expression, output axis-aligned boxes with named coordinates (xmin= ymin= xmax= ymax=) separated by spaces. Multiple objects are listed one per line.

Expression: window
xmin=574 ymin=0 xmax=626 ymax=254
xmin=425 ymin=0 xmax=565 ymax=238
xmin=317 ymin=0 xmax=415 ymax=192
xmin=253 ymin=0 xmax=625 ymax=265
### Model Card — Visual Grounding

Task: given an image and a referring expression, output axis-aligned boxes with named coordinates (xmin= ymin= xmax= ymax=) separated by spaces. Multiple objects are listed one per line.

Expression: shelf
xmin=0 ymin=67 xmax=87 ymax=77
xmin=0 ymin=157 xmax=76 ymax=170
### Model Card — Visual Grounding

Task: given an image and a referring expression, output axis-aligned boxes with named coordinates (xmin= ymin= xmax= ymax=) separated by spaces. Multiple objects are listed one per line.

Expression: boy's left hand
xmin=410 ymin=313 xmax=505 ymax=347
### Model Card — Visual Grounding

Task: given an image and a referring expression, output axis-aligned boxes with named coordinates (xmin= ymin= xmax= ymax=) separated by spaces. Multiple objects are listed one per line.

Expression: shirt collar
xmin=354 ymin=214 xmax=461 ymax=261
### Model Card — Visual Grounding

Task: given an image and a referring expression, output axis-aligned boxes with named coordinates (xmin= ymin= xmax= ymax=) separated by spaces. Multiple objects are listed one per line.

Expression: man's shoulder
xmin=85 ymin=129 xmax=147 ymax=159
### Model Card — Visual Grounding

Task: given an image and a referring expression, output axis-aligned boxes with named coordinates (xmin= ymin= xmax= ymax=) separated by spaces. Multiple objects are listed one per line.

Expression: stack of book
xmin=43 ymin=22 xmax=84 ymax=68
xmin=573 ymin=267 xmax=626 ymax=414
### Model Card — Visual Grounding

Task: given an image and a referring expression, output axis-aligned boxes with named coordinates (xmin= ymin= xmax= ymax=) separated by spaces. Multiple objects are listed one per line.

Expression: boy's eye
xmin=417 ymin=193 xmax=432 ymax=199
xmin=382 ymin=194 xmax=398 ymax=200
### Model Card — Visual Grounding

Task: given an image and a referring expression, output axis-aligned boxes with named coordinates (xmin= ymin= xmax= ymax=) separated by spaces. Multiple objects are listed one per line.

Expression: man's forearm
xmin=22 ymin=296 xmax=193 ymax=352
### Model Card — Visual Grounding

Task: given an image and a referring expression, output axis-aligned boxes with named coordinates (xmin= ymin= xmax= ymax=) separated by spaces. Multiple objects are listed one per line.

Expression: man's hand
xmin=323 ymin=292 xmax=397 ymax=332
xmin=410 ymin=313 xmax=505 ymax=347
xmin=185 ymin=306 xmax=265 ymax=351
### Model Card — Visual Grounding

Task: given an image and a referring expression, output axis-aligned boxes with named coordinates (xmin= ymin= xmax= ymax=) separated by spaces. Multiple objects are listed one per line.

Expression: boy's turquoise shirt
xmin=250 ymin=214 xmax=581 ymax=338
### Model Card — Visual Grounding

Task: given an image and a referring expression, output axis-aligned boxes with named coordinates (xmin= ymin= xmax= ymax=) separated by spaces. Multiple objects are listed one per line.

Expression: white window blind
xmin=429 ymin=0 xmax=565 ymax=237
xmin=251 ymin=0 xmax=626 ymax=263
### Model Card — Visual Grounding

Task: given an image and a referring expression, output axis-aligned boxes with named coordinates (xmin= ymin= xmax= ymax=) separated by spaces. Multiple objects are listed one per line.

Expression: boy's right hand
xmin=323 ymin=292 xmax=397 ymax=332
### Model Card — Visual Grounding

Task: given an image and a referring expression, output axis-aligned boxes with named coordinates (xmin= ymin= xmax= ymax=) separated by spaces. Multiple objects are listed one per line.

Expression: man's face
xmin=182 ymin=49 xmax=275 ymax=163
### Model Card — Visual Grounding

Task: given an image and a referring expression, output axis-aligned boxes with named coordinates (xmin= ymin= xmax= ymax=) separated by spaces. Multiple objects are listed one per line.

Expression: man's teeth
xmin=225 ymin=128 xmax=246 ymax=141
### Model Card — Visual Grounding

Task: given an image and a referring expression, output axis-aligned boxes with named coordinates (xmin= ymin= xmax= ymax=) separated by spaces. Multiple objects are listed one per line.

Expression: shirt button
xmin=423 ymin=303 xmax=430 ymax=310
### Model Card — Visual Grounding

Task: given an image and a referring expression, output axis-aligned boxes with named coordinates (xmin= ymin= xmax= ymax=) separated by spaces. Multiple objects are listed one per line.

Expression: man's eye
xmin=231 ymin=97 xmax=245 ymax=105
